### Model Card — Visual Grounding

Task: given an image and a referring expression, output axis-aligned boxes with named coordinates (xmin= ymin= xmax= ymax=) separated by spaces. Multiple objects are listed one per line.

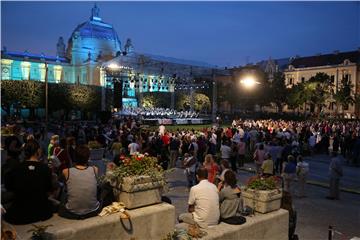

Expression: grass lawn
xmin=142 ymin=124 xmax=231 ymax=131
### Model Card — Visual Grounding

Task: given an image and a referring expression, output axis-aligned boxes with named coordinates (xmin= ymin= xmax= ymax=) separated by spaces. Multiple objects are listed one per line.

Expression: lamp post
xmin=45 ymin=62 xmax=49 ymax=129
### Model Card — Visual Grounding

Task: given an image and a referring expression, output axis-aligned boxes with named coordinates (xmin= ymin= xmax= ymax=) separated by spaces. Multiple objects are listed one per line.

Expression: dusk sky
xmin=1 ymin=1 xmax=360 ymax=67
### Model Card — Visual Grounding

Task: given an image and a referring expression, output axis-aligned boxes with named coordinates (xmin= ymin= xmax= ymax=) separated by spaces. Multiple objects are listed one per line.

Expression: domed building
xmin=66 ymin=4 xmax=122 ymax=64
xmin=1 ymin=3 xmax=218 ymax=113
xmin=1 ymin=4 xmax=123 ymax=86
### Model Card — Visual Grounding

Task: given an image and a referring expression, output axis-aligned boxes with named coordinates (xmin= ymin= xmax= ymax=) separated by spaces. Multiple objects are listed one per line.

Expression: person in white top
xmin=128 ymin=139 xmax=140 ymax=155
xmin=296 ymin=155 xmax=309 ymax=198
xmin=178 ymin=167 xmax=220 ymax=228
xmin=220 ymin=141 xmax=232 ymax=160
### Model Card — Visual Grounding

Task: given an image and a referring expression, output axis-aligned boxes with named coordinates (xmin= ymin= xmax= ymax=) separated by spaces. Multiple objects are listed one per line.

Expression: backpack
xmin=284 ymin=162 xmax=296 ymax=174
xmin=50 ymin=149 xmax=63 ymax=168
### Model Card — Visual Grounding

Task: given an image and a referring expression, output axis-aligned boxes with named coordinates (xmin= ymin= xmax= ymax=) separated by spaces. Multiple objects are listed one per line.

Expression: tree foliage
xmin=1 ymin=80 xmax=109 ymax=115
xmin=286 ymin=72 xmax=333 ymax=115
xmin=333 ymin=76 xmax=354 ymax=112
xmin=176 ymin=92 xmax=211 ymax=112
xmin=306 ymin=72 xmax=333 ymax=113
xmin=1 ymin=80 xmax=45 ymax=109
xmin=142 ymin=92 xmax=171 ymax=108
xmin=268 ymin=72 xmax=288 ymax=112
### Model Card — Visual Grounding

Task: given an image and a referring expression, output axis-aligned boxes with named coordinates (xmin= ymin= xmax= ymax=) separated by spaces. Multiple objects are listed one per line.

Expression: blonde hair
xmin=51 ymin=135 xmax=59 ymax=141
xmin=204 ymin=154 xmax=214 ymax=164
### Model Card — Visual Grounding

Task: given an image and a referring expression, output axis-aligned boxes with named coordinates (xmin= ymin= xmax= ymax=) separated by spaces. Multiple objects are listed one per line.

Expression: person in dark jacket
xmin=4 ymin=140 xmax=53 ymax=224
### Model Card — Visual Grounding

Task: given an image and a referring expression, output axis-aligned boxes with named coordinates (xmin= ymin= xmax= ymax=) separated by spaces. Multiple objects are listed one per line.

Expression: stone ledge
xmin=176 ymin=208 xmax=289 ymax=240
xmin=11 ymin=203 xmax=175 ymax=240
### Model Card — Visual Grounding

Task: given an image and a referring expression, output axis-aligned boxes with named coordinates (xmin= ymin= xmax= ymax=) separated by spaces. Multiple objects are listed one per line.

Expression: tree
xmin=142 ymin=92 xmax=171 ymax=108
xmin=1 ymin=80 xmax=44 ymax=119
xmin=334 ymin=76 xmax=354 ymax=117
xmin=176 ymin=93 xmax=211 ymax=112
xmin=268 ymin=72 xmax=288 ymax=113
xmin=306 ymin=72 xmax=333 ymax=115
xmin=287 ymin=83 xmax=306 ymax=112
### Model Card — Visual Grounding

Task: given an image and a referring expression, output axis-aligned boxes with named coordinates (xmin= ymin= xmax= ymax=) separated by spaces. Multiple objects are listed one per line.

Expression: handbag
xmin=253 ymin=150 xmax=259 ymax=163
xmin=221 ymin=216 xmax=246 ymax=225
xmin=187 ymin=224 xmax=207 ymax=238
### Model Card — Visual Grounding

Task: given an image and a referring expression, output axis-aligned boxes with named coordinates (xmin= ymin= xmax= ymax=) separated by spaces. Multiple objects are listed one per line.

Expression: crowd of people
xmin=1 ymin=117 xmax=357 ymax=238
xmin=120 ymin=107 xmax=200 ymax=119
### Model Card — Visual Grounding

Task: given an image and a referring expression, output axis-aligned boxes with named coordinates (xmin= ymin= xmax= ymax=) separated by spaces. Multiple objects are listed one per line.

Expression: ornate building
xmin=284 ymin=50 xmax=360 ymax=117
xmin=1 ymin=4 xmax=122 ymax=86
xmin=1 ymin=4 xmax=219 ymax=110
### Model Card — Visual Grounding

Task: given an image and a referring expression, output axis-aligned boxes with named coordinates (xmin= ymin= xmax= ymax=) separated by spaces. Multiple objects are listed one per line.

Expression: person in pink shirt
xmin=253 ymin=143 xmax=266 ymax=174
xmin=237 ymin=138 xmax=246 ymax=168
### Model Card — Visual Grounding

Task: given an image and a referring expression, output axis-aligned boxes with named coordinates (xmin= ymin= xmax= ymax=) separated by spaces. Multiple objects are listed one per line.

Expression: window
xmin=343 ymin=104 xmax=349 ymax=111
xmin=301 ymin=77 xmax=305 ymax=83
xmin=1 ymin=67 xmax=10 ymax=80
xmin=330 ymin=75 xmax=335 ymax=83
xmin=289 ymin=78 xmax=293 ymax=85
xmin=330 ymin=102 xmax=335 ymax=111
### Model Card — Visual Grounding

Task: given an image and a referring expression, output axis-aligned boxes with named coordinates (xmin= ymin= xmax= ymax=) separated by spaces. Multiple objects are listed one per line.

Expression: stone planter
xmin=242 ymin=188 xmax=282 ymax=214
xmin=112 ymin=175 xmax=165 ymax=209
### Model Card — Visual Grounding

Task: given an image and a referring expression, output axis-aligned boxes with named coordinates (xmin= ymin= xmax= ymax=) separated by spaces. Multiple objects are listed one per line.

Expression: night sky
xmin=1 ymin=1 xmax=359 ymax=67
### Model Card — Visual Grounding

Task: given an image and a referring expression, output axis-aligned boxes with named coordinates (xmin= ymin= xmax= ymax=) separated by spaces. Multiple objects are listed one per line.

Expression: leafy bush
xmin=246 ymin=176 xmax=281 ymax=190
xmin=105 ymin=153 xmax=164 ymax=183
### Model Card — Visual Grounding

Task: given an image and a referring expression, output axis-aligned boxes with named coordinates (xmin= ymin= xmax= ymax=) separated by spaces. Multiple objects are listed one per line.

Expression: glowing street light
xmin=107 ymin=63 xmax=121 ymax=69
xmin=240 ymin=76 xmax=260 ymax=89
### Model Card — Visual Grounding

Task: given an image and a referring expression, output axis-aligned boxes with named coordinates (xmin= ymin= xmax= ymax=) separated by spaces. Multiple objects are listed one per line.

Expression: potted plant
xmin=27 ymin=224 xmax=53 ymax=240
xmin=242 ymin=176 xmax=283 ymax=214
xmin=104 ymin=153 xmax=166 ymax=209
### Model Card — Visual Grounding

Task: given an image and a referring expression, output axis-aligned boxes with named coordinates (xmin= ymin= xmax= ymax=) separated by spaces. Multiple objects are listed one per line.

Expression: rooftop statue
xmin=91 ymin=3 xmax=100 ymax=19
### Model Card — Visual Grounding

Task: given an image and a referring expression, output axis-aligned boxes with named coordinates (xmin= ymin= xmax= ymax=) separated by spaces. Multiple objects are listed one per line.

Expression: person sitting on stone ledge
xmin=58 ymin=145 xmax=102 ymax=220
xmin=4 ymin=140 xmax=54 ymax=225
xmin=219 ymin=170 xmax=243 ymax=221
xmin=178 ymin=167 xmax=220 ymax=229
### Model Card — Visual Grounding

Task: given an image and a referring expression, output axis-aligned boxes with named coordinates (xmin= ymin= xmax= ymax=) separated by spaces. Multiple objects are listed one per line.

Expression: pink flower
xmin=107 ymin=162 xmax=116 ymax=170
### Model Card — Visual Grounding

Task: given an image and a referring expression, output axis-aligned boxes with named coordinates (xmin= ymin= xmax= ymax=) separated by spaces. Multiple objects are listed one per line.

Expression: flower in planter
xmin=104 ymin=153 xmax=165 ymax=185
xmin=246 ymin=176 xmax=282 ymax=191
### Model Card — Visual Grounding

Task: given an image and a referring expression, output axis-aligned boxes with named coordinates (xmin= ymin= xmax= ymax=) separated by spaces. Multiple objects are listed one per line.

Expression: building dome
xmin=66 ymin=4 xmax=122 ymax=64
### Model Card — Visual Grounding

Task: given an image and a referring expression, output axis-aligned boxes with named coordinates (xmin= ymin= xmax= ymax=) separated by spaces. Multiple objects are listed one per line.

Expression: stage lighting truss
xmin=103 ymin=53 xmax=230 ymax=91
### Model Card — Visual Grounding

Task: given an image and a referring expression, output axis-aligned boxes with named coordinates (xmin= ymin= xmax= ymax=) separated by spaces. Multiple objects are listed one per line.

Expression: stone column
xmin=171 ymin=90 xmax=175 ymax=109
xmin=212 ymin=70 xmax=217 ymax=123
xmin=190 ymin=88 xmax=195 ymax=112
xmin=100 ymin=68 xmax=106 ymax=111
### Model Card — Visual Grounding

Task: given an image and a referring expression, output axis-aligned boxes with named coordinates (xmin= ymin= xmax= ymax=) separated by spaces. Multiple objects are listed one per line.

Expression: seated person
xmin=217 ymin=160 xmax=231 ymax=191
xmin=219 ymin=170 xmax=242 ymax=221
xmin=4 ymin=140 xmax=53 ymax=224
xmin=58 ymin=145 xmax=101 ymax=219
xmin=178 ymin=167 xmax=220 ymax=228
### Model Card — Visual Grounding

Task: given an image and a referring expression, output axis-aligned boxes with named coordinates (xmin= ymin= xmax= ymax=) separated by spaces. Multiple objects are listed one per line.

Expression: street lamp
xmin=240 ymin=75 xmax=260 ymax=89
xmin=238 ymin=75 xmax=261 ymax=113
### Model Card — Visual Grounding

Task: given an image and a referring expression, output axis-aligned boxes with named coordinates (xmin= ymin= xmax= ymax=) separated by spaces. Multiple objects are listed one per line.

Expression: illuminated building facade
xmin=1 ymin=4 xmax=219 ymax=109
xmin=284 ymin=50 xmax=360 ymax=117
